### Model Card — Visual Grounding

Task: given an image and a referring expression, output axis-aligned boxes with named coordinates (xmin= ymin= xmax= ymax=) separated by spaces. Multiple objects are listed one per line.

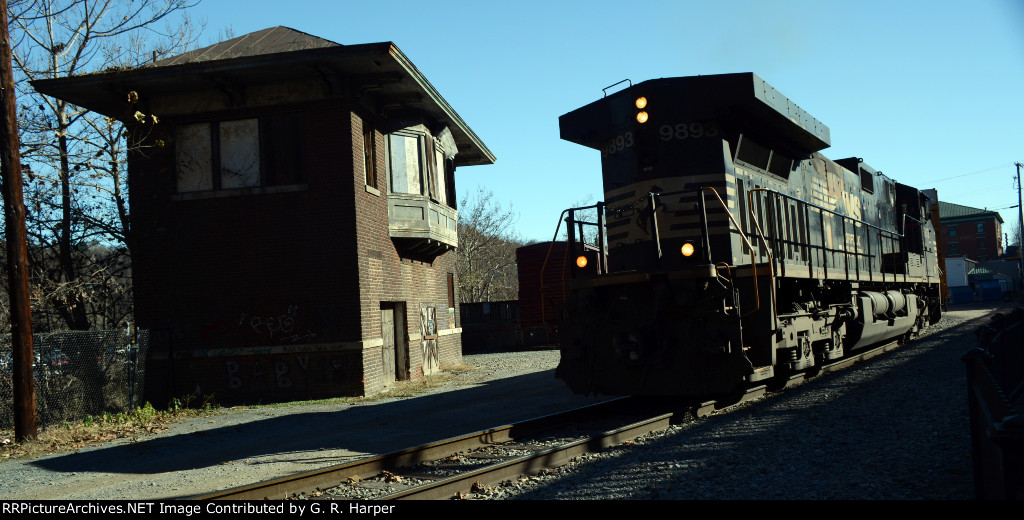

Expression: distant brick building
xmin=34 ymin=27 xmax=495 ymax=404
xmin=938 ymin=201 xmax=1004 ymax=262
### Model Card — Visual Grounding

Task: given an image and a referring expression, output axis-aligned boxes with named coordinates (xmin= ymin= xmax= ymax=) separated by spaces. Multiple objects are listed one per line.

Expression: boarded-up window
xmin=262 ymin=112 xmax=302 ymax=186
xmin=219 ymin=119 xmax=260 ymax=189
xmin=388 ymin=134 xmax=423 ymax=194
xmin=363 ymin=124 xmax=377 ymax=188
xmin=176 ymin=123 xmax=213 ymax=192
xmin=447 ymin=273 xmax=455 ymax=308
xmin=434 ymin=148 xmax=447 ymax=206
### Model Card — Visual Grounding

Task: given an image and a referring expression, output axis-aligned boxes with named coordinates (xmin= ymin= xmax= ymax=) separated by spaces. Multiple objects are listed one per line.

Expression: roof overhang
xmin=32 ymin=42 xmax=495 ymax=166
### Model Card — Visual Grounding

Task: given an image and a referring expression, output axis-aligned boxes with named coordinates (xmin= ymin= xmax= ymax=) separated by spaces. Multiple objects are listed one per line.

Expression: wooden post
xmin=0 ymin=0 xmax=37 ymax=441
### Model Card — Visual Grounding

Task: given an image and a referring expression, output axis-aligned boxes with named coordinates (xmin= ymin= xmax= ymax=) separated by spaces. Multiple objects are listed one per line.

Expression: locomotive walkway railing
xmin=542 ymin=184 xmax=932 ymax=327
xmin=745 ymin=188 xmax=924 ymax=285
xmin=551 ymin=186 xmax=774 ymax=318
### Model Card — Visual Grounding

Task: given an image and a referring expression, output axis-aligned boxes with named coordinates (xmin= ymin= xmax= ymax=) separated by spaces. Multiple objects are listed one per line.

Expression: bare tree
xmin=1006 ymin=219 xmax=1022 ymax=255
xmin=457 ymin=187 xmax=524 ymax=303
xmin=5 ymin=0 xmax=200 ymax=330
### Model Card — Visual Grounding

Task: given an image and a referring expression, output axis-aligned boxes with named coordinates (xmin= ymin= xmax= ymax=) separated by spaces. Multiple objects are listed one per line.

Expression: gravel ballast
xmin=480 ymin=303 xmax=1007 ymax=500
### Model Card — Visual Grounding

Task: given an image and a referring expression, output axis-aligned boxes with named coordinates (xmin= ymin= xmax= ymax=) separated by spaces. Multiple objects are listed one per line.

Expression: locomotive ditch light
xmin=576 ymin=255 xmax=589 ymax=268
xmin=681 ymin=242 xmax=695 ymax=257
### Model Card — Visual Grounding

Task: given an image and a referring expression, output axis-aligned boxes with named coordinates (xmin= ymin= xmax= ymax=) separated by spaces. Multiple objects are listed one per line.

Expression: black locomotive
xmin=553 ymin=73 xmax=942 ymax=396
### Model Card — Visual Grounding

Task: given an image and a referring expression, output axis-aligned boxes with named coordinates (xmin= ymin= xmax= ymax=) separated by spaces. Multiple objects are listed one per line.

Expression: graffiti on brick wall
xmin=239 ymin=304 xmax=316 ymax=343
xmin=224 ymin=354 xmax=346 ymax=390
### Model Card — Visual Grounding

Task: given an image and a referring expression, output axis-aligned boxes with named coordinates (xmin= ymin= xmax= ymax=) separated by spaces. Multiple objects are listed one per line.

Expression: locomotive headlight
xmin=576 ymin=255 xmax=588 ymax=268
xmin=635 ymin=96 xmax=649 ymax=123
xmin=681 ymin=242 xmax=695 ymax=257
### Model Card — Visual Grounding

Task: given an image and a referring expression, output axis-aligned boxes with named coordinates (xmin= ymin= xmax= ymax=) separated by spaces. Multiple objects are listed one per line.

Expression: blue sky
xmin=189 ymin=0 xmax=1024 ymax=243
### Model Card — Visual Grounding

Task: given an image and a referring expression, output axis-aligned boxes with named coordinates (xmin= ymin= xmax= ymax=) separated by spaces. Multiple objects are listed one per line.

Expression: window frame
xmin=384 ymin=125 xmax=451 ymax=209
xmin=363 ymin=123 xmax=378 ymax=190
xmin=173 ymin=113 xmax=304 ymax=195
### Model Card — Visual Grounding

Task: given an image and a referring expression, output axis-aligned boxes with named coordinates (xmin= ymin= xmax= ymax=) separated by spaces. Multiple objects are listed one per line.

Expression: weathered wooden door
xmin=420 ymin=303 xmax=439 ymax=375
xmin=394 ymin=303 xmax=409 ymax=381
xmin=381 ymin=306 xmax=396 ymax=384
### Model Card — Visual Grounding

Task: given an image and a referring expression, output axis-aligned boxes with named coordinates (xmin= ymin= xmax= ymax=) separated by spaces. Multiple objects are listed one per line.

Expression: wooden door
xmin=420 ymin=303 xmax=439 ymax=375
xmin=381 ymin=306 xmax=396 ymax=384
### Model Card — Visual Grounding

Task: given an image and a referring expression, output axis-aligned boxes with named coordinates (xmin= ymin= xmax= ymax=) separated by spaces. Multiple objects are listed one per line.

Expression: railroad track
xmin=190 ymin=337 xmax=906 ymax=501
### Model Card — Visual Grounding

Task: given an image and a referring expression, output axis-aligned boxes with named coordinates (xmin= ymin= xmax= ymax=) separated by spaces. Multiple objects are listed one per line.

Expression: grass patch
xmin=0 ymin=398 xmax=219 ymax=462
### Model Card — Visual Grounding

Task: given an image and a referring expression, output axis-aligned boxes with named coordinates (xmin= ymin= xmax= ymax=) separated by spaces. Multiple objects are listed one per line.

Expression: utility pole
xmin=0 ymin=0 xmax=37 ymax=441
xmin=1016 ymin=162 xmax=1023 ymax=297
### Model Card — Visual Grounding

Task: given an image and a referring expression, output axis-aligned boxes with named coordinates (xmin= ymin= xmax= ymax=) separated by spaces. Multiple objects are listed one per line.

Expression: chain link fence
xmin=0 ymin=329 xmax=148 ymax=430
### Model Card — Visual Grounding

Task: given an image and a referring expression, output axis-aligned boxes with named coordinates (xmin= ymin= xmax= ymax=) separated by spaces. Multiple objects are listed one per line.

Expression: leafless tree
xmin=457 ymin=187 xmax=525 ymax=303
xmin=1007 ymin=219 xmax=1022 ymax=254
xmin=4 ymin=0 xmax=201 ymax=330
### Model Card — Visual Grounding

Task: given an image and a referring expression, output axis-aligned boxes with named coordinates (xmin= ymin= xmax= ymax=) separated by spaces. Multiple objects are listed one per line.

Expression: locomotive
xmin=553 ymin=73 xmax=942 ymax=396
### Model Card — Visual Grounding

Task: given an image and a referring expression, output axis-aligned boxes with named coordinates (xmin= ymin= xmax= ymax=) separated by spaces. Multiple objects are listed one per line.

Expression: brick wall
xmin=129 ymin=103 xmax=464 ymax=406
xmin=350 ymin=112 xmax=463 ymax=395
xmin=941 ymin=217 xmax=1003 ymax=261
xmin=133 ymin=103 xmax=368 ymax=405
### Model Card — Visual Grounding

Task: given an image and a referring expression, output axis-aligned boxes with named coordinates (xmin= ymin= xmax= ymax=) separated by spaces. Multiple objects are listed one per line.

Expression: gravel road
xmin=0 ymin=302 xmax=1010 ymax=500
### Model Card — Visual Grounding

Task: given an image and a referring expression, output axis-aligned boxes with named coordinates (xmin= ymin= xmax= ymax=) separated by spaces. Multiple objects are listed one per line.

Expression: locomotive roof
xmin=560 ymin=72 xmax=830 ymax=154
xmin=30 ymin=26 xmax=495 ymax=167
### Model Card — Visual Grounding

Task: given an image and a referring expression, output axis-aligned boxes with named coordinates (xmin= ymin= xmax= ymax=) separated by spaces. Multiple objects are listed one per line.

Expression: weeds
xmin=1 ymin=361 xmax=479 ymax=461
xmin=0 ymin=398 xmax=218 ymax=462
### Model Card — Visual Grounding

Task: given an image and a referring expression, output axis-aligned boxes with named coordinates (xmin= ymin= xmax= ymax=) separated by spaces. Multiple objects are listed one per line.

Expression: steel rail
xmin=189 ymin=398 xmax=630 ymax=500
xmin=191 ymin=335 xmax=921 ymax=501
xmin=384 ymin=412 xmax=675 ymax=500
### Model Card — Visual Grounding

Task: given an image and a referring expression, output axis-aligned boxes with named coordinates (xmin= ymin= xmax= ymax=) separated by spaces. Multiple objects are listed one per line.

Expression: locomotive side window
xmin=768 ymin=150 xmax=792 ymax=178
xmin=735 ymin=135 xmax=770 ymax=171
xmin=860 ymin=168 xmax=874 ymax=193
xmin=735 ymin=134 xmax=791 ymax=179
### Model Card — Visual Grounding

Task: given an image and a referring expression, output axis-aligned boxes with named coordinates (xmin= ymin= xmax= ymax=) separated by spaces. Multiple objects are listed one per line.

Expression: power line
xmin=929 ymin=164 xmax=1011 ymax=184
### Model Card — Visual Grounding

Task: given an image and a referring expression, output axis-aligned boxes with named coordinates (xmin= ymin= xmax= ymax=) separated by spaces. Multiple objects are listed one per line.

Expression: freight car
xmin=552 ymin=73 xmax=942 ymax=396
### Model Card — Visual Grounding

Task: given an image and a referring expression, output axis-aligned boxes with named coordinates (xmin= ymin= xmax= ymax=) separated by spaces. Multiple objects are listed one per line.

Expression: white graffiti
xmin=240 ymin=304 xmax=316 ymax=343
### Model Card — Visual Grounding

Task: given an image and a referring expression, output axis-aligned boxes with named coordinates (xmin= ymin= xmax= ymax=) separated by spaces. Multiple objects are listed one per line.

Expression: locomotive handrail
xmin=539 ymin=209 xmax=571 ymax=334
xmin=548 ymin=185 xmax=924 ymax=325
xmin=652 ymin=186 xmax=772 ymax=318
xmin=602 ymin=79 xmax=632 ymax=97
xmin=747 ymin=187 xmax=909 ymax=284
xmin=539 ymin=204 xmax=610 ymax=331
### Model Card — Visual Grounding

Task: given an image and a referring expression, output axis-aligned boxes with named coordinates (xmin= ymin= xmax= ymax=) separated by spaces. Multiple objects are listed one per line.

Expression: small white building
xmin=945 ymin=257 xmax=977 ymax=287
